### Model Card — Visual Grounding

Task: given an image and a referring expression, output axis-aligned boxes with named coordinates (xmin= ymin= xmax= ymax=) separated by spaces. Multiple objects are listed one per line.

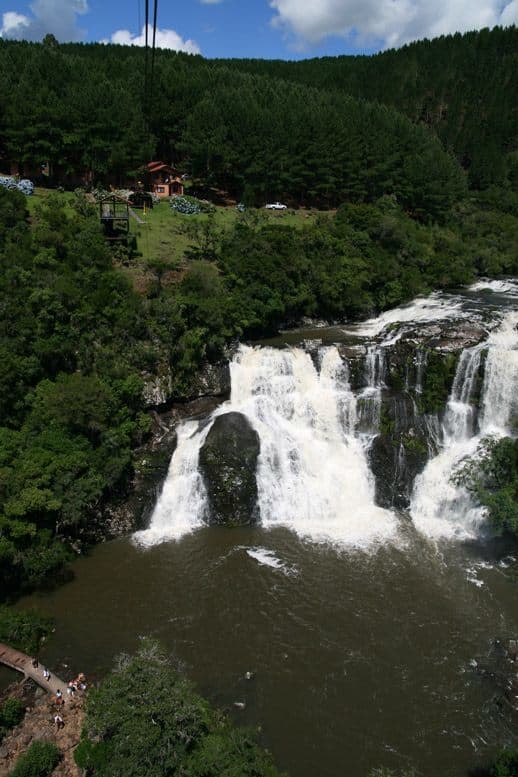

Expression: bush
xmin=170 ymin=195 xmax=215 ymax=215
xmin=170 ymin=195 xmax=202 ymax=215
xmin=1 ymin=698 xmax=25 ymax=729
xmin=75 ymin=639 xmax=284 ymax=777
xmin=489 ymin=749 xmax=518 ymax=777
xmin=0 ymin=607 xmax=53 ymax=654
xmin=463 ymin=437 xmax=518 ymax=538
xmin=0 ymin=177 xmax=34 ymax=196
xmin=8 ymin=741 xmax=61 ymax=777
xmin=0 ymin=698 xmax=25 ymax=743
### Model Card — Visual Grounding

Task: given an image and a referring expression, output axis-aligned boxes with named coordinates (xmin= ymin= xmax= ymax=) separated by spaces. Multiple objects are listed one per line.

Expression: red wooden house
xmin=145 ymin=161 xmax=184 ymax=199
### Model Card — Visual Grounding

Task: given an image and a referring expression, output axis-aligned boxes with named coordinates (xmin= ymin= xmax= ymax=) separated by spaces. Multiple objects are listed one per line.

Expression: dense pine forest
xmin=0 ymin=27 xmax=516 ymax=210
xmin=220 ymin=26 xmax=518 ymax=191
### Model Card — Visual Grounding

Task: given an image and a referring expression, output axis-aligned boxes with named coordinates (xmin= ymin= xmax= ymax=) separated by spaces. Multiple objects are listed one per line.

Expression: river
xmin=17 ymin=280 xmax=518 ymax=777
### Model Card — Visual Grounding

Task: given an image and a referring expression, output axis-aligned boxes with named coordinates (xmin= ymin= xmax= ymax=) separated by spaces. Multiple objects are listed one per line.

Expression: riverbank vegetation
xmin=0 ymin=607 xmax=52 ymax=654
xmin=75 ymin=639 xmax=284 ymax=776
xmin=8 ymin=740 xmax=62 ymax=777
xmin=0 ymin=697 xmax=25 ymax=745
xmin=463 ymin=437 xmax=518 ymax=536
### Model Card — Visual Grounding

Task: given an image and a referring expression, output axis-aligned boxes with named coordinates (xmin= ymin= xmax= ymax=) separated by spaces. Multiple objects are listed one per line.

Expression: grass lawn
xmin=22 ymin=188 xmax=333 ymax=292
xmin=131 ymin=200 xmax=331 ymax=266
xmin=26 ymin=186 xmax=76 ymax=216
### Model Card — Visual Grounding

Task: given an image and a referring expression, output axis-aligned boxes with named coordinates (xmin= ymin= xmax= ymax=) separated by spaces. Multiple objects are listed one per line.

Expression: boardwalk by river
xmin=0 ymin=642 xmax=66 ymax=696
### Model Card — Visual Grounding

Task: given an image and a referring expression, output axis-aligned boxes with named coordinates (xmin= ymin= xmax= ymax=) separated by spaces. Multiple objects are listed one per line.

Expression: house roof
xmin=146 ymin=161 xmax=183 ymax=175
xmin=99 ymin=193 xmax=130 ymax=204
xmin=147 ymin=161 xmax=171 ymax=172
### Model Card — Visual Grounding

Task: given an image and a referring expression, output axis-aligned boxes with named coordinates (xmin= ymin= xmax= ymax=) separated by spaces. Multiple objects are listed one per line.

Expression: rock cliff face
xmin=199 ymin=412 xmax=260 ymax=526
xmin=142 ymin=360 xmax=231 ymax=409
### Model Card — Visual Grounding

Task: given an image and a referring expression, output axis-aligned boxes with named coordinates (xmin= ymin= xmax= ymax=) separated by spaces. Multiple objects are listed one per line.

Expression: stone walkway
xmin=0 ymin=642 xmax=67 ymax=697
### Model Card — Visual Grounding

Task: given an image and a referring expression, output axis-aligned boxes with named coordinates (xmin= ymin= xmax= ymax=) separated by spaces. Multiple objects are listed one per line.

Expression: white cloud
xmin=1 ymin=0 xmax=88 ymax=42
xmin=0 ymin=12 xmax=30 ymax=38
xmin=200 ymin=0 xmax=224 ymax=4
xmin=269 ymin=0 xmax=518 ymax=49
xmin=106 ymin=24 xmax=201 ymax=54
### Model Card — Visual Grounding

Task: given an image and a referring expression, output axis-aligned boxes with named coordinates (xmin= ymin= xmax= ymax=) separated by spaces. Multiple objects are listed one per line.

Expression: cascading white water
xmin=136 ymin=345 xmax=397 ymax=548
xmin=237 ymin=346 xmax=395 ymax=545
xmin=136 ymin=283 xmax=518 ymax=550
xmin=134 ymin=420 xmax=212 ymax=545
xmin=358 ymin=346 xmax=386 ymax=433
xmin=414 ymin=349 xmax=427 ymax=394
xmin=410 ymin=312 xmax=518 ymax=540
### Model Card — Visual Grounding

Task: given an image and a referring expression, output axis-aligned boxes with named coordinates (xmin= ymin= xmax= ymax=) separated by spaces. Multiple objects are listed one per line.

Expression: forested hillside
xmin=0 ymin=37 xmax=467 ymax=217
xmin=1 ymin=28 xmax=516 ymax=213
xmin=221 ymin=26 xmax=518 ymax=191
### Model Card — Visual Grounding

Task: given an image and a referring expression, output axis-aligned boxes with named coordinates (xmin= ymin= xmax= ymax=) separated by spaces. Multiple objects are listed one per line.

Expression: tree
xmin=75 ymin=640 xmax=284 ymax=777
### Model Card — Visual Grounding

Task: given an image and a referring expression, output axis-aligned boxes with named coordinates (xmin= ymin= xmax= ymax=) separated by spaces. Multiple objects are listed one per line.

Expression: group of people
xmin=53 ymin=673 xmax=87 ymax=710
xmin=30 ymin=656 xmax=89 ymax=729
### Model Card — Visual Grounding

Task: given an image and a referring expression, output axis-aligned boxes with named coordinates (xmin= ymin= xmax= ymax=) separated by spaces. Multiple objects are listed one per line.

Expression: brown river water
xmin=17 ymin=527 xmax=517 ymax=777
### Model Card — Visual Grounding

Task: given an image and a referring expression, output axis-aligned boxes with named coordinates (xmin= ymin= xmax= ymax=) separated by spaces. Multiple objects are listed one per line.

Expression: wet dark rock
xmin=401 ymin=321 xmax=489 ymax=352
xmin=337 ymin=344 xmax=367 ymax=390
xmin=199 ymin=412 xmax=260 ymax=526
xmin=369 ymin=393 xmax=431 ymax=509
xmin=142 ymin=358 xmax=231 ymax=410
xmin=188 ymin=362 xmax=231 ymax=400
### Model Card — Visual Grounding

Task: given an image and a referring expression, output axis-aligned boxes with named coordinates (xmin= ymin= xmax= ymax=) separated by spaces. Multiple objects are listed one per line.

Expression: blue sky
xmin=1 ymin=0 xmax=517 ymax=59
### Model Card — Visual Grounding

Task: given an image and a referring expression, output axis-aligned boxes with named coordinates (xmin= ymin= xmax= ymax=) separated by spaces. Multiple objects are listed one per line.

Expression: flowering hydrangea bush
xmin=170 ymin=195 xmax=202 ymax=215
xmin=0 ymin=176 xmax=34 ymax=195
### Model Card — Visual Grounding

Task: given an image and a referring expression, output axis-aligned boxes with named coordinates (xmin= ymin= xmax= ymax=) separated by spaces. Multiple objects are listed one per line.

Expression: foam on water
xmin=346 ymin=292 xmax=467 ymax=341
xmin=245 ymin=547 xmax=297 ymax=575
xmin=469 ymin=279 xmax=518 ymax=296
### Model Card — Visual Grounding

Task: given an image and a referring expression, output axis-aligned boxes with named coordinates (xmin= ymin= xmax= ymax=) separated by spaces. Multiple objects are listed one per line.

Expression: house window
xmin=157 ymin=186 xmax=165 ymax=193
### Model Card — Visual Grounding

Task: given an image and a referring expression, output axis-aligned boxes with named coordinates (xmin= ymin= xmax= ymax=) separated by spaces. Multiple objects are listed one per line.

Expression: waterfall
xmin=358 ymin=346 xmax=386 ymax=433
xmin=134 ymin=420 xmax=211 ymax=545
xmin=136 ymin=345 xmax=397 ymax=548
xmin=410 ymin=312 xmax=518 ymax=540
xmin=414 ymin=349 xmax=427 ymax=394
xmin=136 ymin=285 xmax=518 ymax=550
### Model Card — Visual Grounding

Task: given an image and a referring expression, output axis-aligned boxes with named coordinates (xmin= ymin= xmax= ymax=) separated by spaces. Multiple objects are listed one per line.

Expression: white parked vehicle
xmin=265 ymin=201 xmax=288 ymax=210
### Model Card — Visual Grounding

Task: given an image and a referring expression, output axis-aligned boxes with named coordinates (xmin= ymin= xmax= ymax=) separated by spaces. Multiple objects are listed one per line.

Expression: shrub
xmin=8 ymin=741 xmax=61 ymax=777
xmin=0 ymin=698 xmax=25 ymax=728
xmin=489 ymin=749 xmax=518 ymax=777
xmin=0 ymin=698 xmax=25 ymax=744
xmin=75 ymin=639 xmax=284 ymax=777
xmin=170 ymin=195 xmax=215 ymax=215
xmin=170 ymin=195 xmax=202 ymax=215
xmin=0 ymin=607 xmax=53 ymax=654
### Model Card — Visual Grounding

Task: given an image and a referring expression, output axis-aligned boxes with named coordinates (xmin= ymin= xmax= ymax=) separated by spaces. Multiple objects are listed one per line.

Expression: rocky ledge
xmin=199 ymin=412 xmax=261 ymax=527
xmin=0 ymin=680 xmax=84 ymax=777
